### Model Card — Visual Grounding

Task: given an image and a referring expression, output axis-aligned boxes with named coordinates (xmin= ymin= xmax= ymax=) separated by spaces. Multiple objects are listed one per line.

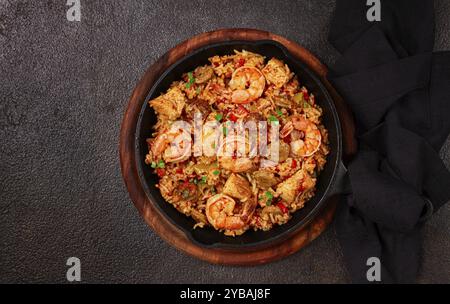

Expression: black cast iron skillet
xmin=135 ymin=40 xmax=347 ymax=250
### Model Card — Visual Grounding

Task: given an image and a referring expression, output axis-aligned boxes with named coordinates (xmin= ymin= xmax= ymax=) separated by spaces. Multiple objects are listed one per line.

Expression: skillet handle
xmin=327 ymin=161 xmax=351 ymax=197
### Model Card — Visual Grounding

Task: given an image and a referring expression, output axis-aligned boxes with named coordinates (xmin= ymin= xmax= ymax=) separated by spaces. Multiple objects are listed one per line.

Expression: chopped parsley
xmin=157 ymin=160 xmax=165 ymax=168
xmin=185 ymin=72 xmax=195 ymax=89
xmin=215 ymin=113 xmax=223 ymax=122
xmin=265 ymin=191 xmax=274 ymax=200
xmin=268 ymin=115 xmax=279 ymax=124
xmin=223 ymin=126 xmax=228 ymax=136
xmin=150 ymin=162 xmax=157 ymax=169
xmin=265 ymin=191 xmax=274 ymax=206
xmin=276 ymin=109 xmax=284 ymax=117
xmin=212 ymin=170 xmax=221 ymax=176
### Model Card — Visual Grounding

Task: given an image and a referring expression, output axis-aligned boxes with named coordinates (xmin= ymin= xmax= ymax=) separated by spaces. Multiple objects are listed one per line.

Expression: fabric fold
xmin=331 ymin=53 xmax=432 ymax=129
xmin=347 ymin=150 xmax=425 ymax=232
xmin=328 ymin=0 xmax=450 ymax=283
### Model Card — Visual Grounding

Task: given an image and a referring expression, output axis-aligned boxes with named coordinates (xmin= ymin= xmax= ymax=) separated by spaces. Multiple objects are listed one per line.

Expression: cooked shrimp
xmin=280 ymin=121 xmax=293 ymax=139
xmin=205 ymin=194 xmax=256 ymax=232
xmin=151 ymin=124 xmax=191 ymax=163
xmin=229 ymin=66 xmax=266 ymax=104
xmin=280 ymin=115 xmax=321 ymax=157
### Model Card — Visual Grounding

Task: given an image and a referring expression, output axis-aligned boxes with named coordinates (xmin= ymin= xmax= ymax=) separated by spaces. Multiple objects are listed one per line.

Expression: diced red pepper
xmin=228 ymin=113 xmax=238 ymax=122
xmin=229 ymin=105 xmax=249 ymax=121
xmin=303 ymin=91 xmax=309 ymax=101
xmin=176 ymin=168 xmax=183 ymax=174
xmin=277 ymin=202 xmax=288 ymax=214
xmin=180 ymin=180 xmax=195 ymax=190
xmin=217 ymin=97 xmax=226 ymax=104
xmin=283 ymin=134 xmax=292 ymax=143
xmin=237 ymin=105 xmax=249 ymax=114
xmin=236 ymin=58 xmax=245 ymax=68
xmin=156 ymin=169 xmax=165 ymax=177
xmin=178 ymin=180 xmax=197 ymax=199
xmin=291 ymin=159 xmax=297 ymax=169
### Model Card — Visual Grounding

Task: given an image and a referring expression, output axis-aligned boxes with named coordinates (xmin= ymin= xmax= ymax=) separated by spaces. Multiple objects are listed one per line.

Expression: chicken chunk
xmin=183 ymin=98 xmax=211 ymax=121
xmin=276 ymin=169 xmax=315 ymax=203
xmin=252 ymin=170 xmax=279 ymax=189
xmin=149 ymin=87 xmax=186 ymax=120
xmin=262 ymin=58 xmax=291 ymax=88
xmin=194 ymin=65 xmax=214 ymax=84
xmin=278 ymin=141 xmax=290 ymax=163
xmin=222 ymin=174 xmax=252 ymax=202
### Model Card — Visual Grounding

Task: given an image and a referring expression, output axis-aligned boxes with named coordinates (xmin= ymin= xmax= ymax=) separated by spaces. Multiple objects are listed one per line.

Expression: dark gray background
xmin=1 ymin=0 xmax=449 ymax=283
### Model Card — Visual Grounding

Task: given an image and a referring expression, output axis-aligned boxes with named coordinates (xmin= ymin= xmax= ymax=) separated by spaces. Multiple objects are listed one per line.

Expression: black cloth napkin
xmin=327 ymin=0 xmax=450 ymax=283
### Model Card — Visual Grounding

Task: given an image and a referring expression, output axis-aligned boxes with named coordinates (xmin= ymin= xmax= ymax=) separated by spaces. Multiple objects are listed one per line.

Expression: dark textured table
xmin=1 ymin=0 xmax=449 ymax=283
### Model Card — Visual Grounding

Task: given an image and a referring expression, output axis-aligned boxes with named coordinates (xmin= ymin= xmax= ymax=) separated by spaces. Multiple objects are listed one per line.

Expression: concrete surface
xmin=0 ymin=0 xmax=449 ymax=283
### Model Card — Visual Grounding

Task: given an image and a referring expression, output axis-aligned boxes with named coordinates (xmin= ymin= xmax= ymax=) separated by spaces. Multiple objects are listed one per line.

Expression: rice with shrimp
xmin=145 ymin=50 xmax=329 ymax=236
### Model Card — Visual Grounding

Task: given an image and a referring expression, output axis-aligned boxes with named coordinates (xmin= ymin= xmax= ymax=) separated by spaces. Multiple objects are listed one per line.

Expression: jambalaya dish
xmin=145 ymin=50 xmax=329 ymax=236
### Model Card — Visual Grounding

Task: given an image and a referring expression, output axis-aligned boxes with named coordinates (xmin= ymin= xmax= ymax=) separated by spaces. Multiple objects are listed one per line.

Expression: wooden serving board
xmin=119 ymin=29 xmax=356 ymax=265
